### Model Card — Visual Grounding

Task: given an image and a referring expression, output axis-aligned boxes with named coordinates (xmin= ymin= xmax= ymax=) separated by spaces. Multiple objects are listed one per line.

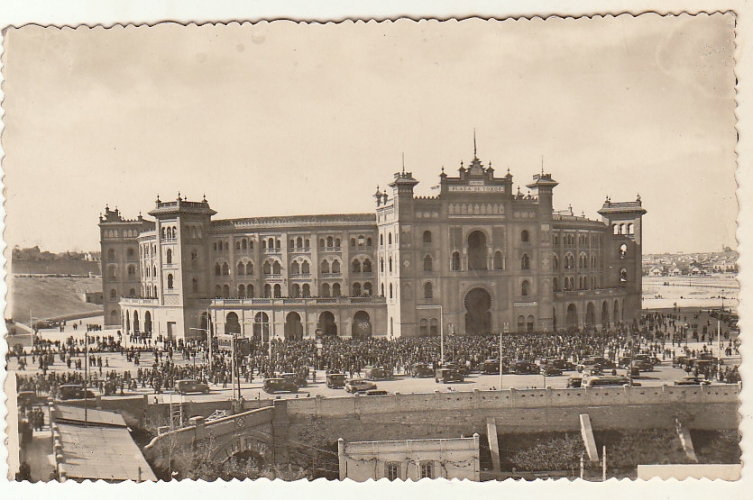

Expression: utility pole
xmin=84 ymin=328 xmax=89 ymax=427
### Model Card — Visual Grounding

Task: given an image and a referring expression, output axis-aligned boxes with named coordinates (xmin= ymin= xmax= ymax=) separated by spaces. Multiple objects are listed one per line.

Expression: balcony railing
xmin=211 ymin=296 xmax=386 ymax=307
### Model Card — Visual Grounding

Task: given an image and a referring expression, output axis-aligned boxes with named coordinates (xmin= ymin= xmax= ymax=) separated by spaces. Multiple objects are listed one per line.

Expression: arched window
xmin=381 ymin=284 xmax=385 ymax=297
xmin=214 ymin=242 xmax=218 ymax=252
xmin=154 ymin=285 xmax=158 ymax=297
xmin=389 ymin=283 xmax=393 ymax=299
xmin=238 ymin=240 xmax=243 ymax=250
xmin=238 ymin=262 xmax=246 ymax=275
xmin=273 ymin=261 xmax=281 ymax=274
xmin=363 ymin=259 xmax=372 ymax=273
xmin=167 ymin=274 xmax=174 ymax=289
xmin=430 ymin=318 xmax=439 ymax=336
xmin=553 ymin=277 xmax=560 ymax=292
xmin=352 ymin=259 xmax=361 ymax=273
xmin=127 ymin=247 xmax=135 ymax=258
xmin=289 ymin=239 xmax=295 ymax=248
xmin=291 ymin=284 xmax=300 ymax=298
xmin=222 ymin=262 xmax=229 ymax=275
xmin=319 ymin=238 xmax=325 ymax=248
xmin=352 ymin=282 xmax=361 ymax=297
xmin=619 ymin=243 xmax=628 ymax=259
xmin=521 ymin=230 xmax=529 ymax=243
xmin=628 ymin=223 xmax=634 ymax=235
xmin=517 ymin=315 xmax=525 ymax=333
xmin=327 ymin=236 xmax=334 ymax=247
xmin=620 ymin=268 xmax=628 ymax=282
xmin=242 ymin=239 xmax=248 ymax=250
xmin=162 ymin=228 xmax=166 ymax=239
xmin=468 ymin=231 xmax=487 ymax=270
xmin=521 ymin=253 xmax=530 ymax=270
xmin=274 ymin=284 xmax=281 ymax=298
xmin=263 ymin=261 xmax=271 ymax=275
xmin=238 ymin=284 xmax=245 ymax=298
xmin=108 ymin=248 xmax=116 ymax=260
xmin=388 ymin=233 xmax=392 ymax=245
xmin=521 ymin=280 xmax=530 ymax=296
xmin=247 ymin=284 xmax=254 ymax=298
xmin=380 ymin=234 xmax=384 ymax=246
xmin=333 ymin=283 xmax=341 ymax=297
xmin=367 ymin=237 xmax=372 ymax=246
xmin=302 ymin=284 xmax=311 ymax=298
xmin=127 ymin=265 xmax=136 ymax=276
xmin=192 ymin=279 xmax=199 ymax=293
xmin=423 ymin=231 xmax=432 ymax=244
xmin=214 ymin=285 xmax=222 ymax=297
xmin=296 ymin=237 xmax=303 ymax=248
xmin=291 ymin=261 xmax=300 ymax=275
xmin=494 ymin=251 xmax=503 ymax=270
xmin=264 ymin=284 xmax=272 ymax=298
xmin=262 ymin=239 xmax=267 ymax=250
xmin=275 ymin=239 xmax=281 ymax=250
xmin=153 ymin=266 xmax=157 ymax=277
xmin=451 ymin=252 xmax=461 ymax=271
xmin=380 ymin=258 xmax=384 ymax=272
xmin=363 ymin=282 xmax=372 ymax=296
xmin=321 ymin=260 xmax=330 ymax=274
xmin=424 ymin=255 xmax=433 ymax=272
xmin=247 ymin=262 xmax=254 ymax=275
xmin=110 ymin=289 xmax=116 ymax=300
xmin=424 ymin=282 xmax=433 ymax=299
xmin=332 ymin=260 xmax=340 ymax=274
xmin=268 ymin=237 xmax=274 ymax=249
xmin=388 ymin=257 xmax=393 ymax=273
xmin=335 ymin=238 xmax=341 ymax=248
xmin=420 ymin=318 xmax=429 ymax=336
xmin=350 ymin=238 xmax=356 ymax=247
xmin=302 ymin=261 xmax=310 ymax=274
xmin=553 ymin=254 xmax=559 ymax=271
xmin=321 ymin=283 xmax=331 ymax=298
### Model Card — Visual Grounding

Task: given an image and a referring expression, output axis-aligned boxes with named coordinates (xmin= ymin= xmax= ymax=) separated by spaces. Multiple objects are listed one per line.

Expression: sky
xmin=1 ymin=14 xmax=738 ymax=254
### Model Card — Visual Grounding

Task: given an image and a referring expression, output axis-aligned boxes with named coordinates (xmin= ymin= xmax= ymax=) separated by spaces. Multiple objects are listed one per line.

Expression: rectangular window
xmin=420 ymin=461 xmax=434 ymax=479
xmin=386 ymin=462 xmax=400 ymax=481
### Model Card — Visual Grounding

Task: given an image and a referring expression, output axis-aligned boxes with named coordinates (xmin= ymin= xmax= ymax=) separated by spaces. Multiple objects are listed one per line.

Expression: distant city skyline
xmin=2 ymin=15 xmax=737 ymax=255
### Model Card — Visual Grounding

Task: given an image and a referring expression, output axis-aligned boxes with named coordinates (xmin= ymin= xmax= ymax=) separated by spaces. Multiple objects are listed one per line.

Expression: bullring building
xmin=99 ymin=149 xmax=646 ymax=343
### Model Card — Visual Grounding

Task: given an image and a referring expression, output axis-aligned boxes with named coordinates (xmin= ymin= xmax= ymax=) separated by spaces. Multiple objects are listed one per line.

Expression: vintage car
xmin=482 ymin=359 xmax=501 ymax=375
xmin=411 ymin=363 xmax=434 ymax=378
xmin=566 ymin=376 xmax=583 ymax=388
xmin=175 ymin=379 xmax=210 ymax=395
xmin=674 ymin=376 xmax=712 ymax=386
xmin=263 ymin=378 xmax=299 ymax=394
xmin=541 ymin=365 xmax=563 ymax=376
xmin=345 ymin=379 xmax=377 ymax=393
xmin=435 ymin=368 xmax=464 ymax=384
xmin=584 ymin=375 xmax=641 ymax=388
xmin=326 ymin=372 xmax=347 ymax=389
xmin=550 ymin=359 xmax=576 ymax=371
xmin=440 ymin=362 xmax=470 ymax=376
xmin=631 ymin=359 xmax=654 ymax=372
xmin=281 ymin=372 xmax=308 ymax=387
xmin=512 ymin=361 xmax=541 ymax=375
xmin=57 ymin=384 xmax=96 ymax=401
xmin=364 ymin=366 xmax=394 ymax=381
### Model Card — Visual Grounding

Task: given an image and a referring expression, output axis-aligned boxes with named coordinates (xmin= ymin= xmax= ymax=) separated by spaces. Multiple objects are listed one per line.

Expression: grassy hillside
xmin=11 ymin=259 xmax=101 ymax=276
xmin=9 ymin=275 xmax=103 ymax=323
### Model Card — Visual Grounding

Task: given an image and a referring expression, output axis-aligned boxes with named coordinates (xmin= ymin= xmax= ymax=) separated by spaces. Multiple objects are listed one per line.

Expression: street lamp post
xmin=499 ymin=322 xmax=509 ymax=390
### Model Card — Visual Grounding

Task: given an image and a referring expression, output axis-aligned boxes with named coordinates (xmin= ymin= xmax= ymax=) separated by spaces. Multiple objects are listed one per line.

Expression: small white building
xmin=338 ymin=434 xmax=480 ymax=482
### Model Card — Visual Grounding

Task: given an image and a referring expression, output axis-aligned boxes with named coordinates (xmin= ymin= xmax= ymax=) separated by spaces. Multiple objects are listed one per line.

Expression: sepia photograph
xmin=0 ymin=6 xmax=747 ymax=494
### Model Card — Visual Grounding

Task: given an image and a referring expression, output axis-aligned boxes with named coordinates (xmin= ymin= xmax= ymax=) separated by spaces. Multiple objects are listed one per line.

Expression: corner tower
xmin=598 ymin=196 xmax=647 ymax=323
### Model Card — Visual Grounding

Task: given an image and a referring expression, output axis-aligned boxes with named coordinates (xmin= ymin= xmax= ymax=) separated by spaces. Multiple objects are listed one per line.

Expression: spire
xmin=473 ymin=128 xmax=477 ymax=157
xmin=541 ymin=154 xmax=545 ymax=175
xmin=402 ymin=152 xmax=406 ymax=175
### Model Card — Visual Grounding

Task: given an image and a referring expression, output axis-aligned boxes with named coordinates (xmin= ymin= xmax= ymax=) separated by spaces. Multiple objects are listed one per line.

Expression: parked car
xmin=175 ymin=379 xmax=210 ymax=395
xmin=584 ymin=375 xmax=639 ymax=388
xmin=440 ymin=362 xmax=470 ymax=376
xmin=411 ymin=363 xmax=434 ymax=378
xmin=541 ymin=365 xmax=563 ymax=376
xmin=631 ymin=359 xmax=654 ymax=372
xmin=57 ymin=384 xmax=96 ymax=401
xmin=326 ymin=372 xmax=347 ymax=389
xmin=263 ymin=378 xmax=298 ymax=394
xmin=364 ymin=366 xmax=394 ymax=381
xmin=365 ymin=390 xmax=390 ymax=396
xmin=513 ymin=361 xmax=540 ymax=375
xmin=482 ymin=359 xmax=501 ymax=375
xmin=674 ymin=376 xmax=711 ymax=386
xmin=550 ymin=359 xmax=576 ymax=371
xmin=566 ymin=376 xmax=583 ymax=388
xmin=345 ymin=379 xmax=377 ymax=393
xmin=672 ymin=355 xmax=691 ymax=368
xmin=281 ymin=372 xmax=308 ymax=387
xmin=592 ymin=357 xmax=617 ymax=370
xmin=435 ymin=367 xmax=464 ymax=384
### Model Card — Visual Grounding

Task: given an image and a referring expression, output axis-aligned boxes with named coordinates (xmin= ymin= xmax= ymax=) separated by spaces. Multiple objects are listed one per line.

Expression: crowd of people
xmin=10 ymin=308 xmax=742 ymax=397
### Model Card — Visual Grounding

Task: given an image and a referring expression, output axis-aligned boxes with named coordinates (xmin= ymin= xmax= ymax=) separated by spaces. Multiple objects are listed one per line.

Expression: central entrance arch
xmin=566 ymin=304 xmax=578 ymax=328
xmin=284 ymin=312 xmax=303 ymax=341
xmin=352 ymin=311 xmax=372 ymax=339
xmin=318 ymin=311 xmax=337 ymax=336
xmin=226 ymin=312 xmax=241 ymax=335
xmin=464 ymin=288 xmax=492 ymax=335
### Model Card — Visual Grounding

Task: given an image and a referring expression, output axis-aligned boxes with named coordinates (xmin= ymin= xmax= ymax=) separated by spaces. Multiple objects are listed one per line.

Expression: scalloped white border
xmin=0 ymin=2 xmax=749 ymax=499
